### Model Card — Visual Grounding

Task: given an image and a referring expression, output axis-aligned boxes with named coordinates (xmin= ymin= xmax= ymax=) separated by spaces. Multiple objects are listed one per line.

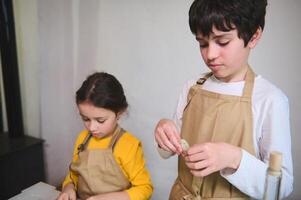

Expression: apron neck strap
xmin=77 ymin=126 xmax=126 ymax=154
xmin=77 ymin=132 xmax=93 ymax=154
xmin=196 ymin=72 xmax=213 ymax=85
xmin=196 ymin=67 xmax=255 ymax=99
xmin=242 ymin=66 xmax=255 ymax=98
xmin=108 ymin=126 xmax=125 ymax=150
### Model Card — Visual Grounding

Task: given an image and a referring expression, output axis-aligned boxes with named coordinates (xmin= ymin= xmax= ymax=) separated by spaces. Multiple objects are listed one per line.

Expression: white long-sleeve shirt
xmin=166 ymin=74 xmax=293 ymax=199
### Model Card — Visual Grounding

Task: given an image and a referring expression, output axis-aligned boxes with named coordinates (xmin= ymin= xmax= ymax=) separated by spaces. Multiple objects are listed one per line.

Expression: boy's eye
xmin=199 ymin=42 xmax=208 ymax=48
xmin=217 ymin=40 xmax=230 ymax=46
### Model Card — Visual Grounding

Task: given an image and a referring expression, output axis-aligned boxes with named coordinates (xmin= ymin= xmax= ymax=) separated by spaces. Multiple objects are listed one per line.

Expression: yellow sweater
xmin=63 ymin=130 xmax=153 ymax=200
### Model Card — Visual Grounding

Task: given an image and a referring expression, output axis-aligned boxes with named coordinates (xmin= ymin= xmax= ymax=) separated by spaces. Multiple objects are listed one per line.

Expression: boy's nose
xmin=206 ymin=44 xmax=219 ymax=61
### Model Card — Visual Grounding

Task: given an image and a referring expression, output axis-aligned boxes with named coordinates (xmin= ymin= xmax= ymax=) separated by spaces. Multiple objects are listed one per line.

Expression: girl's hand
xmin=57 ymin=183 xmax=76 ymax=200
xmin=184 ymin=142 xmax=242 ymax=177
xmin=154 ymin=119 xmax=182 ymax=155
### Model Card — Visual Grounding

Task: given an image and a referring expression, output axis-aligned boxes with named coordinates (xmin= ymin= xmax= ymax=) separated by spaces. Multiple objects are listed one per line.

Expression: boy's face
xmin=196 ymin=26 xmax=259 ymax=82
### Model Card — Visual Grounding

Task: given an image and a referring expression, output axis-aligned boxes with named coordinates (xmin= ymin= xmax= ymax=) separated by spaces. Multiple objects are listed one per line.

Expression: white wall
xmin=14 ymin=0 xmax=301 ymax=199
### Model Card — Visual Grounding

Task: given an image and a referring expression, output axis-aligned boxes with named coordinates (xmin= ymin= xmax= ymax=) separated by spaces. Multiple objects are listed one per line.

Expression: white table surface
xmin=8 ymin=182 xmax=61 ymax=200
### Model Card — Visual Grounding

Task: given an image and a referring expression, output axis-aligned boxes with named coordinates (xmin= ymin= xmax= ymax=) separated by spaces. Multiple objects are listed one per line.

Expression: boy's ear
xmin=248 ymin=27 xmax=262 ymax=49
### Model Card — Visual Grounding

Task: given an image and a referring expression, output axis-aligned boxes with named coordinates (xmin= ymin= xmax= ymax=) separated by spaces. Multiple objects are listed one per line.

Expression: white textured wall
xmin=14 ymin=0 xmax=301 ymax=199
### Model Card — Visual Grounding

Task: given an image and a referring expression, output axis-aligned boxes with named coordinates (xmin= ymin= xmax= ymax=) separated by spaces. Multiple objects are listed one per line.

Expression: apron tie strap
xmin=242 ymin=66 xmax=255 ymax=99
xmin=108 ymin=126 xmax=125 ymax=150
xmin=196 ymin=72 xmax=212 ymax=85
xmin=77 ymin=133 xmax=92 ymax=154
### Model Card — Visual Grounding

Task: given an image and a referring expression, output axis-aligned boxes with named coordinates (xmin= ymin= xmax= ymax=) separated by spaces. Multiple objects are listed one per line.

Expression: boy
xmin=154 ymin=0 xmax=293 ymax=199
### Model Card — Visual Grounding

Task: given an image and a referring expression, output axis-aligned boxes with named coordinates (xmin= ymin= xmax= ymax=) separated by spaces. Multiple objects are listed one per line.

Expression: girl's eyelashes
xmin=81 ymin=116 xmax=106 ymax=124
xmin=96 ymin=119 xmax=106 ymax=124
xmin=81 ymin=117 xmax=90 ymax=122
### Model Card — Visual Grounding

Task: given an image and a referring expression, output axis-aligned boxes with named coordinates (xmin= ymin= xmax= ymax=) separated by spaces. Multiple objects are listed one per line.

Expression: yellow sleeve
xmin=117 ymin=134 xmax=153 ymax=200
xmin=62 ymin=130 xmax=88 ymax=189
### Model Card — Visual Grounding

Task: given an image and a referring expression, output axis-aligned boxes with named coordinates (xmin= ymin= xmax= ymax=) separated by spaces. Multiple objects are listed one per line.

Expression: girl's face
xmin=196 ymin=26 xmax=261 ymax=82
xmin=78 ymin=102 xmax=121 ymax=138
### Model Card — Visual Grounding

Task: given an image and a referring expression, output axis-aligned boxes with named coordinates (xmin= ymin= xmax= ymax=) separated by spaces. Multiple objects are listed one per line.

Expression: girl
xmin=58 ymin=72 xmax=153 ymax=200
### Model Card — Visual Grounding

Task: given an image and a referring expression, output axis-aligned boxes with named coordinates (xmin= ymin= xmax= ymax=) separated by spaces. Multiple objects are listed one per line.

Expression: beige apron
xmin=70 ymin=127 xmax=131 ymax=200
xmin=169 ymin=68 xmax=256 ymax=200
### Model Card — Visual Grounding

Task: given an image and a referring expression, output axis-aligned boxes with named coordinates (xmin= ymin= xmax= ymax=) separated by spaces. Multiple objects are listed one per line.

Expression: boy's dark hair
xmin=76 ymin=72 xmax=128 ymax=114
xmin=189 ymin=0 xmax=267 ymax=46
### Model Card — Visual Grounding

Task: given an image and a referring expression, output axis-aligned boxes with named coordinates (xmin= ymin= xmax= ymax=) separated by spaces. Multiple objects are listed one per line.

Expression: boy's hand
xmin=184 ymin=142 xmax=242 ymax=177
xmin=57 ymin=183 xmax=76 ymax=200
xmin=154 ymin=119 xmax=182 ymax=155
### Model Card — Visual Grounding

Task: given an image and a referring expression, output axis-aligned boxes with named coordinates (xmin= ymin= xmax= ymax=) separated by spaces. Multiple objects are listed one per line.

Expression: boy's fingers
xmin=160 ymin=131 xmax=178 ymax=153
xmin=155 ymin=119 xmax=182 ymax=154
xmin=156 ymin=136 xmax=172 ymax=152
xmin=185 ymin=159 xmax=209 ymax=170
xmin=185 ymin=151 xmax=208 ymax=162
xmin=190 ymin=166 xmax=214 ymax=177
xmin=156 ymin=128 xmax=177 ymax=153
xmin=155 ymin=132 xmax=168 ymax=151
xmin=169 ymin=124 xmax=181 ymax=140
xmin=186 ymin=143 xmax=207 ymax=155
xmin=165 ymin=130 xmax=182 ymax=154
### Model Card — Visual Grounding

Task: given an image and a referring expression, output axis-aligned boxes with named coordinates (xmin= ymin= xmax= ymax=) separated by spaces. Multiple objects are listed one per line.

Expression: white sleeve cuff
xmin=153 ymin=138 xmax=174 ymax=159
xmin=157 ymin=145 xmax=174 ymax=159
xmin=220 ymin=149 xmax=267 ymax=199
